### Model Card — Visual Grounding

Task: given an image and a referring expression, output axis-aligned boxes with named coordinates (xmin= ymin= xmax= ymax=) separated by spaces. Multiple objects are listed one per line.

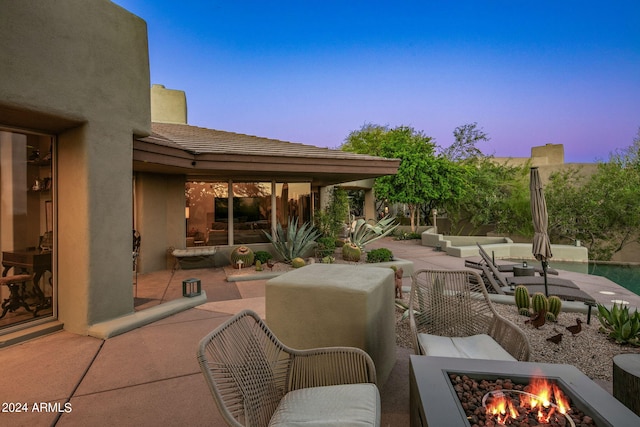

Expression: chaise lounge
xmin=479 ymin=252 xmax=579 ymax=289
xmin=479 ymin=260 xmax=596 ymax=304
xmin=465 ymin=242 xmax=559 ymax=275
xmin=477 ymin=263 xmax=598 ymax=322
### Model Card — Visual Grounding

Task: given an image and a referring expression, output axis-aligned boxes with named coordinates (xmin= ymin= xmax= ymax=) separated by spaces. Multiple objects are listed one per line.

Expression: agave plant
xmin=263 ymin=218 xmax=321 ymax=264
xmin=348 ymin=214 xmax=399 ymax=250
xmin=596 ymin=303 xmax=640 ymax=346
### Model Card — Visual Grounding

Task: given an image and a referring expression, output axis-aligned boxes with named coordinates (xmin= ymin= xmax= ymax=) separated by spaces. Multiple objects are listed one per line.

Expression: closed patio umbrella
xmin=530 ymin=167 xmax=553 ymax=296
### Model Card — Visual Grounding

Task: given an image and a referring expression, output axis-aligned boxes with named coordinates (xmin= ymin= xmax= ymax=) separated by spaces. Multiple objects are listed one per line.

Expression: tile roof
xmin=134 ymin=122 xmax=399 ymax=186
xmin=141 ymin=123 xmax=390 ymax=162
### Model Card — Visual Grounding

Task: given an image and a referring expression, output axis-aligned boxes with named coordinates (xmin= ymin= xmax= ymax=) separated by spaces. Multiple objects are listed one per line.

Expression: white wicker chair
xmin=409 ymin=269 xmax=530 ymax=361
xmin=197 ymin=309 xmax=380 ymax=427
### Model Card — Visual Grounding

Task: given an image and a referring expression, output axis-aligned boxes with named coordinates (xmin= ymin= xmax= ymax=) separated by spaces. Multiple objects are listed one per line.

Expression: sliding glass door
xmin=0 ymin=128 xmax=55 ymax=333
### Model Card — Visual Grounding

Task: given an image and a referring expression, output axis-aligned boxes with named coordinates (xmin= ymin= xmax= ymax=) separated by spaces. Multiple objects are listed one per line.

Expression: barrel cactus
xmin=291 ymin=257 xmax=306 ymax=268
xmin=514 ymin=285 xmax=530 ymax=315
xmin=546 ymin=295 xmax=562 ymax=322
xmin=519 ymin=307 xmax=532 ymax=317
xmin=229 ymin=245 xmax=255 ymax=269
xmin=531 ymin=292 xmax=549 ymax=314
xmin=342 ymin=242 xmax=362 ymax=262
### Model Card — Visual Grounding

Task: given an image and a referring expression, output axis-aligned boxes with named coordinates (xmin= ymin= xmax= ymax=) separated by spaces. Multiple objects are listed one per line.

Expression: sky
xmin=112 ymin=1 xmax=640 ymax=163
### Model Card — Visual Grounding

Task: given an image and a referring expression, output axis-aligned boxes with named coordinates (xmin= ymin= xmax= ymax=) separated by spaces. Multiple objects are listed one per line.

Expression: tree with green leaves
xmin=342 ymin=123 xmax=388 ymax=156
xmin=314 ymin=186 xmax=350 ymax=239
xmin=546 ymin=129 xmax=640 ymax=260
xmin=440 ymin=122 xmax=490 ymax=162
xmin=342 ymin=124 xmax=466 ymax=232
xmin=444 ymin=157 xmax=532 ymax=236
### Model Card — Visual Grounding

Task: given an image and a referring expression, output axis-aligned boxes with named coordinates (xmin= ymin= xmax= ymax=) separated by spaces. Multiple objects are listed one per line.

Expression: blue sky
xmin=112 ymin=1 xmax=639 ymax=163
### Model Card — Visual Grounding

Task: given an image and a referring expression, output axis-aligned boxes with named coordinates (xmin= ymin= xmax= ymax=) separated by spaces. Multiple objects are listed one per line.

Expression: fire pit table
xmin=410 ymin=355 xmax=640 ymax=427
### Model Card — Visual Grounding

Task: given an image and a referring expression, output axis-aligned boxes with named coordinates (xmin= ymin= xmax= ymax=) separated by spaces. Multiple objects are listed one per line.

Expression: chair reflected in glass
xmin=0 ymin=274 xmax=35 ymax=319
xmin=133 ymin=230 xmax=141 ymax=297
xmin=0 ymin=231 xmax=54 ymax=322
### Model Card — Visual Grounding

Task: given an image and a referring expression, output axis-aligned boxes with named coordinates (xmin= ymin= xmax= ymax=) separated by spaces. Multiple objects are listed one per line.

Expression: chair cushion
xmin=172 ymin=246 xmax=217 ymax=257
xmin=268 ymin=383 xmax=380 ymax=427
xmin=418 ymin=333 xmax=516 ymax=361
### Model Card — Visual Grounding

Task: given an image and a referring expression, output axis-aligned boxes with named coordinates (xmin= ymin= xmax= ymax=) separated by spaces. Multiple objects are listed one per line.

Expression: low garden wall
xmin=421 ymin=230 xmax=588 ymax=262
xmin=227 ymin=257 xmax=414 ymax=282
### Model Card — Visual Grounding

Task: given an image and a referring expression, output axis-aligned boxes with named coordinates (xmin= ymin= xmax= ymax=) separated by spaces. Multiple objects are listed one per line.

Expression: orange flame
xmin=485 ymin=392 xmax=519 ymax=424
xmin=528 ymin=377 xmax=553 ymax=408
xmin=552 ymin=383 xmax=571 ymax=414
xmin=485 ymin=376 xmax=572 ymax=425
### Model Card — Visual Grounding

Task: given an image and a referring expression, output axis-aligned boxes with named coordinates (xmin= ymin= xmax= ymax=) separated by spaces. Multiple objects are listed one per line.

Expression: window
xmin=185 ymin=181 xmax=311 ymax=246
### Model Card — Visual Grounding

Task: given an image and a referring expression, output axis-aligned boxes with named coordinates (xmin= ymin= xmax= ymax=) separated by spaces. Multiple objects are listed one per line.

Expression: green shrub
xmin=315 ymin=236 xmax=336 ymax=258
xmin=366 ymin=248 xmax=394 ymax=263
xmin=314 ymin=187 xmax=349 ymax=239
xmin=395 ymin=231 xmax=421 ymax=240
xmin=254 ymin=251 xmax=273 ymax=264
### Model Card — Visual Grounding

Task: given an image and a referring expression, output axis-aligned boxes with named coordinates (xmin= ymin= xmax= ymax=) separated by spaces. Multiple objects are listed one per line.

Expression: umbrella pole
xmin=542 ymin=260 xmax=549 ymax=297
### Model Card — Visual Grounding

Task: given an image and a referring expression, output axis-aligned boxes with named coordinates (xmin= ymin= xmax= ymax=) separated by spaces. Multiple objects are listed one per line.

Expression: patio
xmin=2 ymin=238 xmax=639 ymax=426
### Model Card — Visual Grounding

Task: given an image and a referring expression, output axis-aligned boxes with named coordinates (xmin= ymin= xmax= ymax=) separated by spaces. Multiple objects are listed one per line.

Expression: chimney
xmin=531 ymin=143 xmax=564 ymax=165
xmin=150 ymin=84 xmax=187 ymax=124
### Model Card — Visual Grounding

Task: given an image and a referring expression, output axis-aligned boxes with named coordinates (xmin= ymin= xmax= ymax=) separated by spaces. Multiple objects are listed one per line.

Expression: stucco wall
xmin=532 ymin=143 xmax=564 ymax=165
xmin=492 ymin=143 xmax=599 ymax=185
xmin=0 ymin=0 xmax=150 ymax=333
xmin=135 ymin=173 xmax=186 ymax=273
xmin=150 ymin=85 xmax=188 ymax=124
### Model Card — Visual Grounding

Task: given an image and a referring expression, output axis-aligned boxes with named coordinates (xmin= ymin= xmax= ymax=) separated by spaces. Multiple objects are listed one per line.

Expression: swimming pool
xmin=508 ymin=259 xmax=640 ymax=297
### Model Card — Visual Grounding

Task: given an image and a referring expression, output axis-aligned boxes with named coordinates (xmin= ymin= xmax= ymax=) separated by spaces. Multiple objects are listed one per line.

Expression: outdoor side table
xmin=513 ymin=265 xmax=535 ymax=276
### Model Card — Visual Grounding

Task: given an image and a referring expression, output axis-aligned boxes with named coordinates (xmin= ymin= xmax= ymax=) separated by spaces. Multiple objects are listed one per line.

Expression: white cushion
xmin=172 ymin=246 xmax=217 ymax=257
xmin=418 ymin=333 xmax=516 ymax=361
xmin=269 ymin=383 xmax=380 ymax=427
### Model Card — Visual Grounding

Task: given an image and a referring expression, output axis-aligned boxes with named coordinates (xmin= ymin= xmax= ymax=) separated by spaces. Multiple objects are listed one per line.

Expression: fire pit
xmin=409 ymin=356 xmax=640 ymax=427
xmin=455 ymin=374 xmax=588 ymax=426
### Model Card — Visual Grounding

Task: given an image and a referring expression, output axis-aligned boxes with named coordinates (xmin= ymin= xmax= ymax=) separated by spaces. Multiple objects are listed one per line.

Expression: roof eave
xmin=133 ymin=132 xmax=400 ymax=187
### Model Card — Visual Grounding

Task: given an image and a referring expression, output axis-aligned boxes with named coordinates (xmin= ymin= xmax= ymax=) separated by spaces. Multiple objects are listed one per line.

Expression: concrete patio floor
xmin=1 ymin=238 xmax=638 ymax=426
